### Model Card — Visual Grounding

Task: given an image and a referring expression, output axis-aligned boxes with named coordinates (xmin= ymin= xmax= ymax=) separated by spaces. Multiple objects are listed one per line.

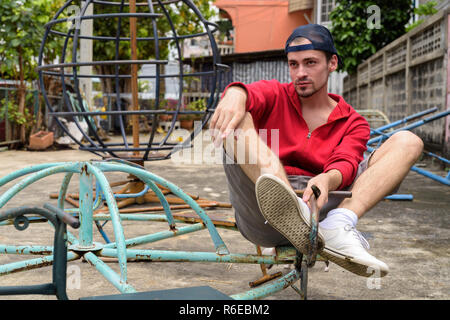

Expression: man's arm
xmin=323 ymin=116 xmax=370 ymax=189
xmin=209 ymin=86 xmax=247 ymax=146
xmin=302 ymin=169 xmax=342 ymax=211
xmin=303 ymin=115 xmax=370 ymax=212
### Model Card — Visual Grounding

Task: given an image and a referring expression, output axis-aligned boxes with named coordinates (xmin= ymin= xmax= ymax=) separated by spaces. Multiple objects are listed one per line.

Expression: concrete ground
xmin=0 ymin=133 xmax=448 ymax=300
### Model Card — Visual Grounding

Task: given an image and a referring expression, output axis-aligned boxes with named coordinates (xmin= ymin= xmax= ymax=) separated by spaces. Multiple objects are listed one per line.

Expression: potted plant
xmin=179 ymin=99 xmax=206 ymax=130
xmin=188 ymin=98 xmax=206 ymax=120
xmin=158 ymin=99 xmax=175 ymax=122
xmin=179 ymin=113 xmax=195 ymax=130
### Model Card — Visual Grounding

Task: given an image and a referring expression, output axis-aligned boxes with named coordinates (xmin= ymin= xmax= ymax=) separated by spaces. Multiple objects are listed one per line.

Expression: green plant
xmin=330 ymin=0 xmax=414 ymax=74
xmin=184 ymin=98 xmax=206 ymax=120
xmin=0 ymin=93 xmax=35 ymax=130
xmin=187 ymin=98 xmax=206 ymax=112
xmin=405 ymin=1 xmax=438 ymax=32
xmin=216 ymin=19 xmax=233 ymax=42
xmin=0 ymin=0 xmax=65 ymax=142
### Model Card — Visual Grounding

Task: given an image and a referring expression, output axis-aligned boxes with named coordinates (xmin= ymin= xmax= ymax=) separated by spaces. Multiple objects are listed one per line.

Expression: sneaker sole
xmin=255 ymin=175 xmax=324 ymax=255
xmin=320 ymin=247 xmax=388 ymax=278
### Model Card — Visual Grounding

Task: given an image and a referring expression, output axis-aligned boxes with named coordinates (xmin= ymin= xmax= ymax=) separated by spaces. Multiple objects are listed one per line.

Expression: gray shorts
xmin=222 ymin=150 xmax=374 ymax=247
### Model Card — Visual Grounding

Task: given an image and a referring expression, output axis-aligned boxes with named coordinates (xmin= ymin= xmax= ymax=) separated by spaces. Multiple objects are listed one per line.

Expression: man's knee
xmin=389 ymin=131 xmax=424 ymax=159
xmin=223 ymin=112 xmax=257 ymax=162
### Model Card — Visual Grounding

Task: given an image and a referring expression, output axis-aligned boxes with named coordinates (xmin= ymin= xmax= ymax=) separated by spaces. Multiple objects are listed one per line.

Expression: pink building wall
xmin=214 ymin=0 xmax=312 ymax=53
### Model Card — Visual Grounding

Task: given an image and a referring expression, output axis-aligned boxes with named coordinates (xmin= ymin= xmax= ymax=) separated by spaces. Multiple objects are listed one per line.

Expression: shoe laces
xmin=344 ymin=224 xmax=370 ymax=250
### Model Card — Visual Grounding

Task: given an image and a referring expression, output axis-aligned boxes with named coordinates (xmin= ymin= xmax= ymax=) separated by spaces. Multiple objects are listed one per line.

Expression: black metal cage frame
xmin=38 ymin=0 xmax=227 ymax=161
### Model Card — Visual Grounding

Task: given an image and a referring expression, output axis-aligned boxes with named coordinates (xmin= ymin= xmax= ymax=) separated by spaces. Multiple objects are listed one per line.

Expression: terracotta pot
xmin=29 ymin=131 xmax=54 ymax=150
xmin=180 ymin=119 xmax=194 ymax=130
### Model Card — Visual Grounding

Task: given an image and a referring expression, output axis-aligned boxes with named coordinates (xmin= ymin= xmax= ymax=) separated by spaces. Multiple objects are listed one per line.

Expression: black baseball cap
xmin=285 ymin=24 xmax=343 ymax=68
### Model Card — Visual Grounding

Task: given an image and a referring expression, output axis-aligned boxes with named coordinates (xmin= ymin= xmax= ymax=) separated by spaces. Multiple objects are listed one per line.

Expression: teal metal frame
xmin=0 ymin=160 xmax=313 ymax=300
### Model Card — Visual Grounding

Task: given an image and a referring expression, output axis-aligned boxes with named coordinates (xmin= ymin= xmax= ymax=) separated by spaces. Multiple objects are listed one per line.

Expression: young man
xmin=209 ymin=24 xmax=423 ymax=277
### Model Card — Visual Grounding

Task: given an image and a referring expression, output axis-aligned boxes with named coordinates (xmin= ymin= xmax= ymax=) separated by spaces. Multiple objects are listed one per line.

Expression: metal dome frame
xmin=37 ymin=0 xmax=228 ymax=162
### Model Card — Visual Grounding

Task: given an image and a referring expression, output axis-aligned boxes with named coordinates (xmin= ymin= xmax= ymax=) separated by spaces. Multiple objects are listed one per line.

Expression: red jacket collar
xmin=287 ymin=83 xmax=352 ymax=122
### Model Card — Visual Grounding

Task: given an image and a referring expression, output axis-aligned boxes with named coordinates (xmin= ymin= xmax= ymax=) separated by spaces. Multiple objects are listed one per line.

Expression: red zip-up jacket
xmin=225 ymin=80 xmax=370 ymax=190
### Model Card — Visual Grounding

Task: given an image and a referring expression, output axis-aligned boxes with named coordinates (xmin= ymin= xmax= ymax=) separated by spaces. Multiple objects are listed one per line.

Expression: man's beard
xmin=295 ymin=79 xmax=327 ymax=98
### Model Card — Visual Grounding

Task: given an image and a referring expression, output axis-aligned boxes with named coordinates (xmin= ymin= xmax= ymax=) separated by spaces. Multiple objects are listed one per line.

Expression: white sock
xmin=319 ymin=208 xmax=358 ymax=229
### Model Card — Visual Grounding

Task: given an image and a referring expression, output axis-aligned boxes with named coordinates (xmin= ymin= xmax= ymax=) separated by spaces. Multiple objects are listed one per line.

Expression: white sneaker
xmin=255 ymin=174 xmax=325 ymax=255
xmin=320 ymin=224 xmax=389 ymax=277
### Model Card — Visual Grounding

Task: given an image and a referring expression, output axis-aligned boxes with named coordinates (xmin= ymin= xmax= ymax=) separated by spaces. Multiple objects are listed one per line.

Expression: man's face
xmin=287 ymin=38 xmax=337 ymax=98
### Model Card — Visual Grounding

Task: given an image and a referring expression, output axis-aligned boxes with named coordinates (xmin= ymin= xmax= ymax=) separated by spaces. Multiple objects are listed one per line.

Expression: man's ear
xmin=328 ymin=54 xmax=338 ymax=73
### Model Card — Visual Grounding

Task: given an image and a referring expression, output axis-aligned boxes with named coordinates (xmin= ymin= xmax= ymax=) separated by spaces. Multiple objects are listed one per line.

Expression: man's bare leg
xmin=223 ymin=112 xmax=327 ymax=256
xmin=338 ymin=131 xmax=424 ymax=218
xmin=223 ymin=112 xmax=290 ymax=186
xmin=318 ymin=131 xmax=423 ymax=277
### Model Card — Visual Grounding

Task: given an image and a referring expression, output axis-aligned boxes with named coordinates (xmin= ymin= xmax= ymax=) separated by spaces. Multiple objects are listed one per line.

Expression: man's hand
xmin=302 ymin=169 xmax=342 ymax=212
xmin=209 ymin=86 xmax=247 ymax=147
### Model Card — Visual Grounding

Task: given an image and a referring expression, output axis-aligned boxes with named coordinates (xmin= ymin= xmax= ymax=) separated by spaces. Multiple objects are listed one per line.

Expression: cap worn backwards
xmin=285 ymin=24 xmax=343 ymax=67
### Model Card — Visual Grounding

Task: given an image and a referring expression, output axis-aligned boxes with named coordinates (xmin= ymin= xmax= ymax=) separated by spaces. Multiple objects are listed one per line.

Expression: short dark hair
xmin=325 ymin=51 xmax=333 ymax=62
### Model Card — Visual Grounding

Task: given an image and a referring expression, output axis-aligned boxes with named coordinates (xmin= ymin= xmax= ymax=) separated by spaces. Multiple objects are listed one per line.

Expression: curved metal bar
xmin=95 ymin=162 xmax=229 ymax=255
xmin=50 ymin=109 xmax=204 ymax=116
xmin=93 ymin=0 xmax=180 ymax=6
xmin=157 ymin=0 xmax=222 ymax=151
xmin=44 ymin=13 xmax=163 ymax=29
xmin=57 ymin=172 xmax=74 ymax=210
xmin=0 ymin=163 xmax=67 ymax=188
xmin=0 ymin=163 xmax=80 ymax=209
xmin=0 ymin=206 xmax=57 ymax=228
xmin=71 ymin=0 xmax=120 ymax=159
xmin=52 ymin=171 xmax=80 ymax=246
xmin=58 ymin=24 xmax=105 ymax=154
xmin=92 ymin=164 xmax=176 ymax=228
xmin=114 ymin=0 xmax=130 ymax=150
xmin=47 ymin=29 xmax=216 ymax=42
xmin=44 ymin=203 xmax=80 ymax=229
xmin=165 ymin=0 xmax=224 ymax=160
xmin=102 ymin=222 xmax=205 ymax=249
xmin=92 ymin=180 xmax=106 ymax=211
xmin=114 ymin=184 xmax=149 ymax=198
xmin=0 ymin=205 xmax=80 ymax=299
xmin=56 ymin=173 xmax=80 ymax=247
xmin=99 ymin=248 xmax=290 ymax=265
xmin=37 ymin=59 xmax=168 ymax=71
xmin=230 ymin=268 xmax=301 ymax=300
xmin=41 ymin=70 xmax=217 ymax=79
xmin=153 ymin=0 xmax=185 ymax=151
xmin=85 ymin=163 xmax=128 ymax=283
xmin=83 ymin=251 xmax=136 ymax=294
xmin=0 ymin=251 xmax=80 ymax=276
xmin=142 ymin=0 xmax=162 ymax=160
xmin=138 ymin=180 xmax=176 ymax=228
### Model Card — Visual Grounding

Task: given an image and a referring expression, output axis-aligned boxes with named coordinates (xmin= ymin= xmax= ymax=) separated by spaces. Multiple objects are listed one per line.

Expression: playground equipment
xmin=0 ymin=159 xmax=329 ymax=299
xmin=37 ymin=0 xmax=228 ymax=161
xmin=367 ymin=107 xmax=450 ymax=187
xmin=1 ymin=0 xmax=448 ymax=300
xmin=0 ymin=0 xmax=325 ymax=300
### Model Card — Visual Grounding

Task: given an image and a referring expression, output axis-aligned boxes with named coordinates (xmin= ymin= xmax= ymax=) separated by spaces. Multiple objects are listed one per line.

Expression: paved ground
xmin=0 ymin=133 xmax=448 ymax=300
